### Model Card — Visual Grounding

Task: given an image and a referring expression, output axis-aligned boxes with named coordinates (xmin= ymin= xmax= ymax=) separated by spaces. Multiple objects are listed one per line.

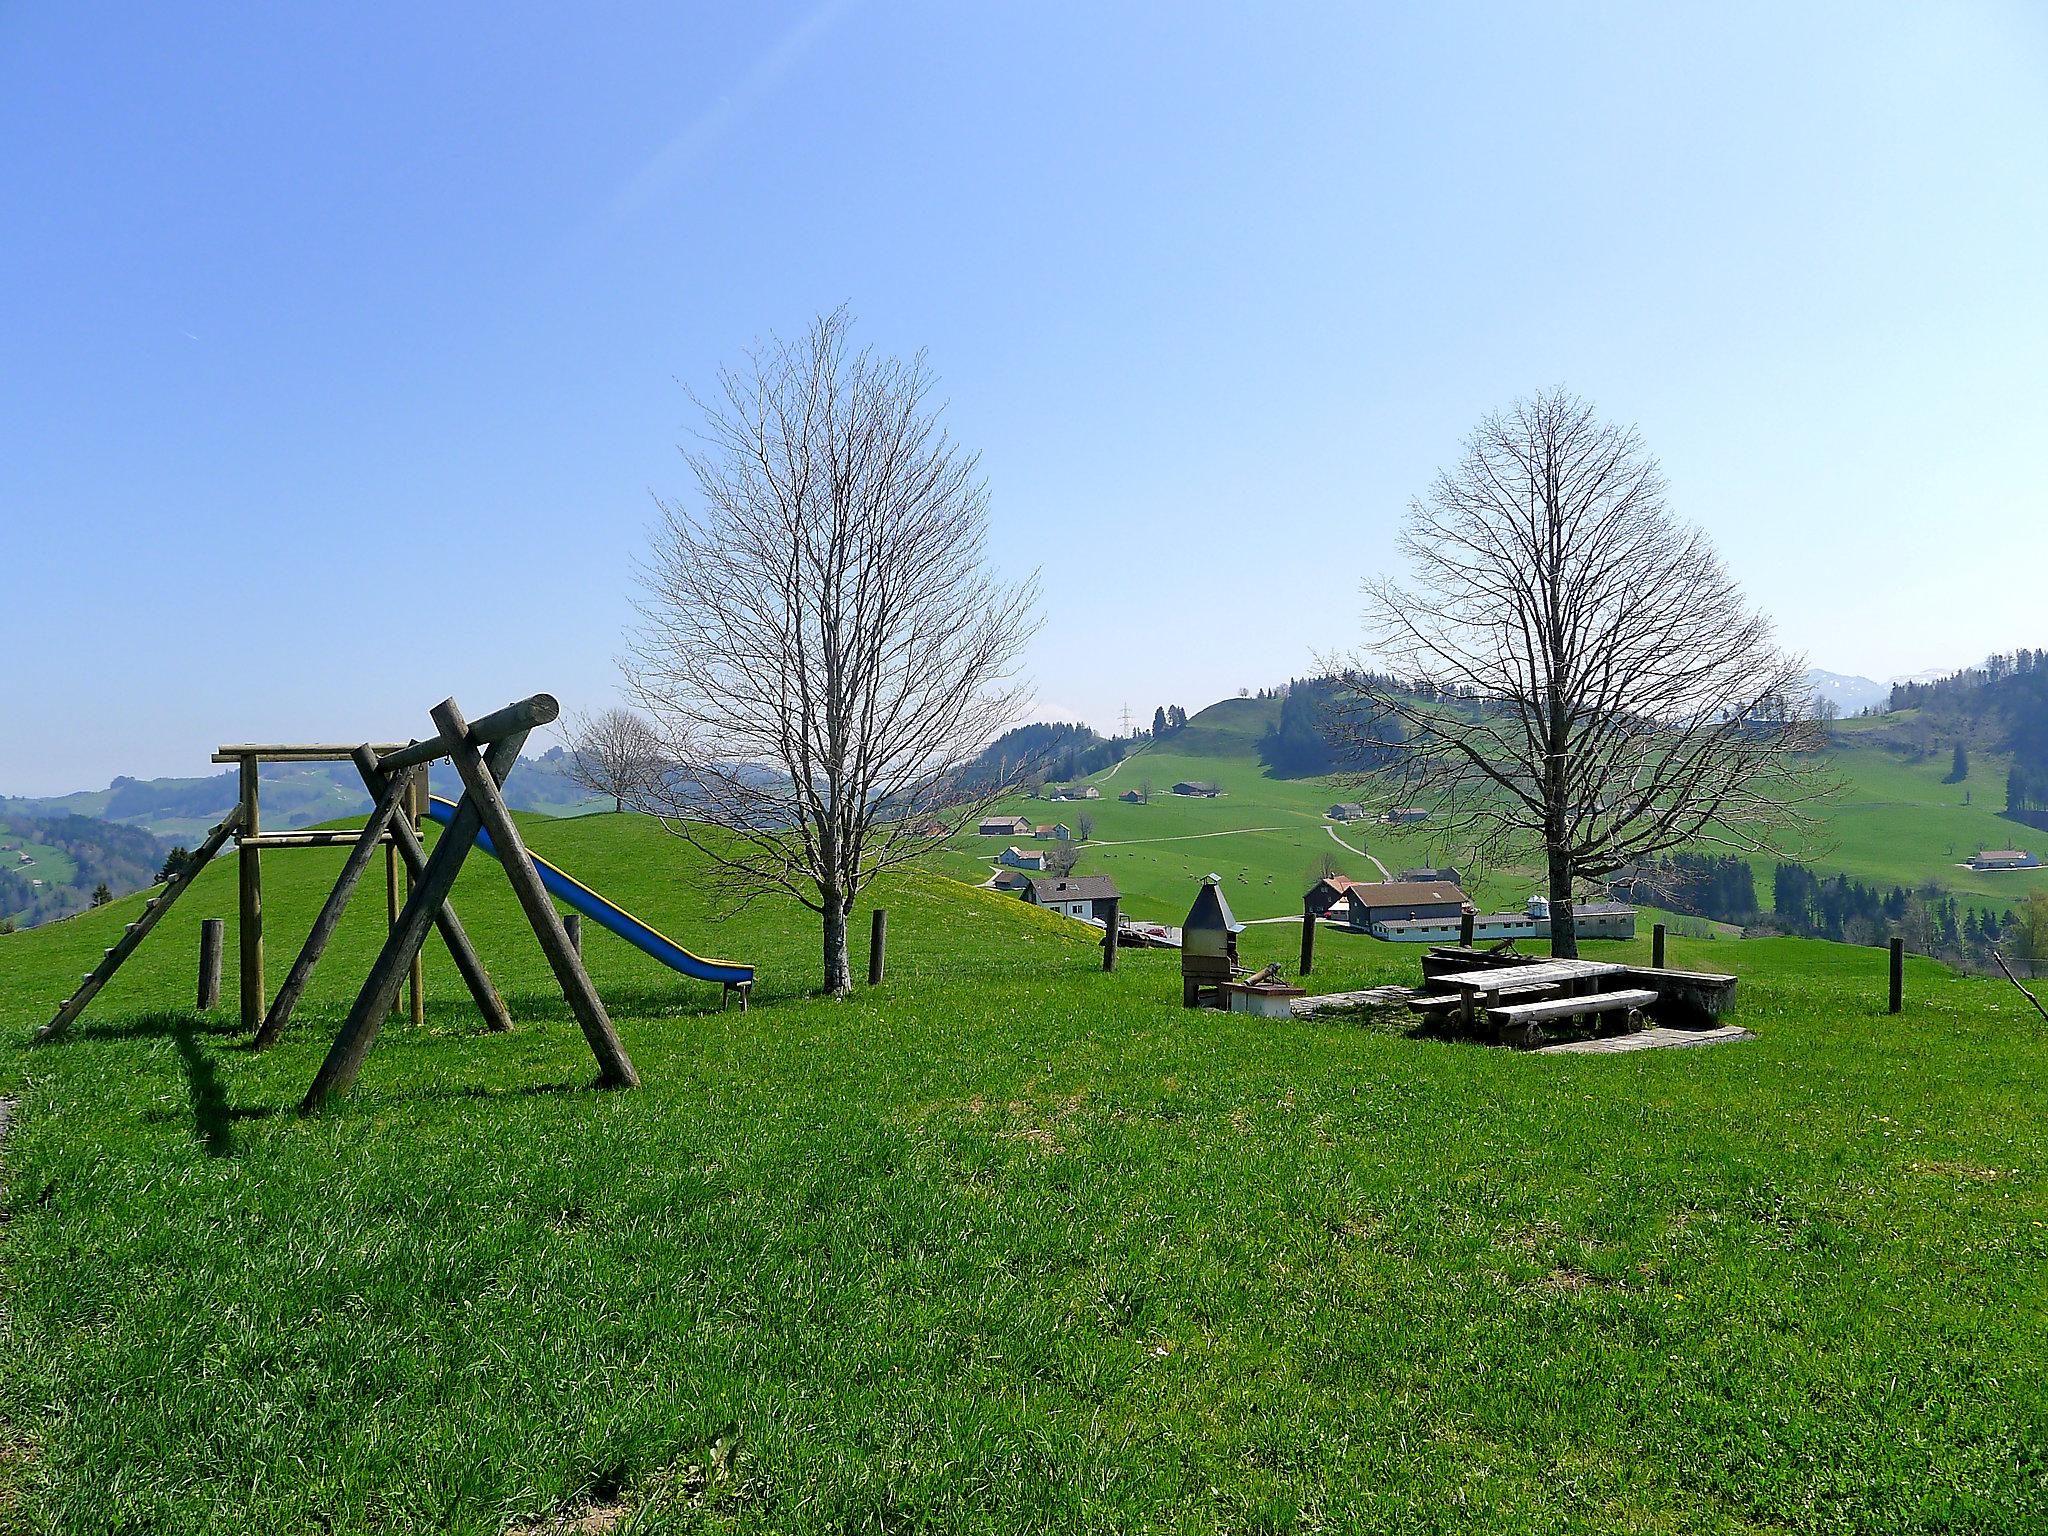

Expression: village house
xmin=1325 ymin=802 xmax=1367 ymax=822
xmin=1118 ymin=788 xmax=1144 ymax=803
xmin=1022 ymin=874 xmax=1120 ymax=923
xmin=978 ymin=815 xmax=1033 ymax=837
xmin=1357 ymin=893 xmax=1638 ymax=943
xmin=1381 ymin=806 xmax=1429 ymax=824
xmin=999 ymin=846 xmax=1047 ymax=870
xmin=1338 ymin=880 xmax=1472 ymax=931
xmin=991 ymin=868 xmax=1032 ymax=892
xmin=1304 ymin=875 xmax=1359 ymax=918
xmin=1397 ymin=866 xmax=1463 ymax=885
xmin=1033 ymin=823 xmax=1073 ymax=841
xmin=1970 ymin=849 xmax=2041 ymax=870
xmin=1172 ymin=781 xmax=1219 ymax=798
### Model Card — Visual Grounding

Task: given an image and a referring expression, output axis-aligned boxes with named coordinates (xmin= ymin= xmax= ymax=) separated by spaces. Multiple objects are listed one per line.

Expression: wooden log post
xmin=352 ymin=746 xmax=512 ymax=1034
xmin=1890 ymin=937 xmax=1905 ymax=1015
xmin=868 ymin=908 xmax=887 ymax=986
xmin=197 ymin=919 xmax=224 ymax=1010
xmin=1299 ymin=898 xmax=1315 ymax=977
xmin=405 ymin=767 xmax=424 ymax=1029
xmin=1653 ymin=922 xmax=1667 ymax=969
xmin=1102 ymin=898 xmax=1120 ymax=972
xmin=1459 ymin=910 xmax=1476 ymax=948
xmin=253 ymin=770 xmax=413 ymax=1050
xmin=237 ymin=756 xmax=263 ymax=1030
xmin=303 ymin=729 xmax=529 ymax=1111
xmin=428 ymin=697 xmax=638 ymax=1091
xmin=564 ymin=912 xmax=582 ymax=955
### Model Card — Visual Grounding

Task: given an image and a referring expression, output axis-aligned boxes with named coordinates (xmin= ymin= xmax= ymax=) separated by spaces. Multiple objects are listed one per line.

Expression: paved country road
xmin=1325 ymin=824 xmax=1393 ymax=879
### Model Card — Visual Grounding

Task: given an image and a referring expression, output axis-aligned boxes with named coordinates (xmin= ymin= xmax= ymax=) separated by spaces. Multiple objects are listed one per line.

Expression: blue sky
xmin=4 ymin=2 xmax=2044 ymax=795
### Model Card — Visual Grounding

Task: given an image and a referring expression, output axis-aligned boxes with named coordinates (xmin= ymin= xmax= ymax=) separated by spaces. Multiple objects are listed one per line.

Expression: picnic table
xmin=1410 ymin=958 xmax=1660 ymax=1045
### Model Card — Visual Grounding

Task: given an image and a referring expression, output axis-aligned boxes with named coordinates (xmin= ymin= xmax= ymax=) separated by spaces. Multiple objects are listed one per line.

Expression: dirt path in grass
xmin=1325 ymin=825 xmax=1392 ymax=879
xmin=1091 ymin=827 xmax=1286 ymax=848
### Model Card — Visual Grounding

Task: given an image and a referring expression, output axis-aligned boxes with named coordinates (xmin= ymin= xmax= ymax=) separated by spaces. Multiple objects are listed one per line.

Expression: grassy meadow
xmin=1 ymin=811 xmax=2045 ymax=1532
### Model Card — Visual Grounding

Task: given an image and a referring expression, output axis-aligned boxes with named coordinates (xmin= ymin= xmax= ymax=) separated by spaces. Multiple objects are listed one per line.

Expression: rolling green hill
xmin=1 ymin=811 xmax=2044 ymax=1531
xmin=945 ymin=694 xmax=2048 ymax=932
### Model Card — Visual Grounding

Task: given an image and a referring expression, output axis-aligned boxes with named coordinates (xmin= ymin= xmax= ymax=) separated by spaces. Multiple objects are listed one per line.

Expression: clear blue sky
xmin=4 ymin=2 xmax=2044 ymax=795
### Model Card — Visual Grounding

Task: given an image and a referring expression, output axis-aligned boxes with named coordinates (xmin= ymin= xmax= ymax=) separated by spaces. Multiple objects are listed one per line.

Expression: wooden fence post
xmin=197 ymin=919 xmax=224 ymax=1010
xmin=1102 ymin=898 xmax=1120 ymax=971
xmin=1460 ymin=910 xmax=1476 ymax=948
xmin=406 ymin=768 xmax=425 ymax=1028
xmin=868 ymin=908 xmax=887 ymax=986
xmin=237 ymin=756 xmax=263 ymax=1030
xmin=564 ymin=912 xmax=582 ymax=956
xmin=1890 ymin=937 xmax=1905 ymax=1014
xmin=1653 ymin=922 xmax=1667 ymax=969
xmin=1299 ymin=899 xmax=1315 ymax=976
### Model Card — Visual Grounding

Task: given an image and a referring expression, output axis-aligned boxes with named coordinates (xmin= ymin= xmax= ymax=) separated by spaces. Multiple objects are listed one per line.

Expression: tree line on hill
xmin=1611 ymin=850 xmax=2046 ymax=971
xmin=0 ymin=814 xmax=166 ymax=930
xmin=1885 ymin=650 xmax=2048 ymax=823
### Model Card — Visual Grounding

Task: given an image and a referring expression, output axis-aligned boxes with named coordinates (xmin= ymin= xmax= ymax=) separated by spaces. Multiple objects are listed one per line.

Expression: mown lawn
xmin=0 ymin=814 xmax=2044 ymax=1533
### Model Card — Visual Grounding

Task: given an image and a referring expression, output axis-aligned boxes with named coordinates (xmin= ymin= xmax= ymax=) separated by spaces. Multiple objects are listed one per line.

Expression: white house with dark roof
xmin=1022 ymin=874 xmax=1120 ymax=923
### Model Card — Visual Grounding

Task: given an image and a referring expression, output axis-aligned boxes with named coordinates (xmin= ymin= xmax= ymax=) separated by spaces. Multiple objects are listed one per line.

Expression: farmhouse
xmin=1172 ymin=781 xmax=1219 ymax=797
xmin=999 ymin=846 xmax=1046 ymax=870
xmin=1382 ymin=807 xmax=1429 ymax=824
xmin=1118 ymin=789 xmax=1144 ymax=803
xmin=979 ymin=815 xmax=1032 ymax=837
xmin=1022 ymin=874 xmax=1120 ymax=923
xmin=1047 ymin=784 xmax=1100 ymax=800
xmin=1338 ymin=880 xmax=1471 ymax=931
xmin=1397 ymin=866 xmax=1463 ymax=885
xmin=1361 ymin=894 xmax=1638 ymax=944
xmin=1970 ymin=849 xmax=2041 ymax=870
xmin=1304 ymin=875 xmax=1359 ymax=918
xmin=991 ymin=868 xmax=1031 ymax=892
xmin=1325 ymin=803 xmax=1367 ymax=822
xmin=1033 ymin=823 xmax=1073 ymax=841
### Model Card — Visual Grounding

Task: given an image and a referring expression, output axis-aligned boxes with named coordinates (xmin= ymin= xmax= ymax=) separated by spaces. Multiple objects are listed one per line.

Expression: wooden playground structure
xmin=36 ymin=692 xmax=643 ymax=1109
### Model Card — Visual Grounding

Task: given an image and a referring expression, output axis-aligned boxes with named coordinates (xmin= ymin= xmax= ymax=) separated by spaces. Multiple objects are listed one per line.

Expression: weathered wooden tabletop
xmin=1434 ymin=959 xmax=1628 ymax=992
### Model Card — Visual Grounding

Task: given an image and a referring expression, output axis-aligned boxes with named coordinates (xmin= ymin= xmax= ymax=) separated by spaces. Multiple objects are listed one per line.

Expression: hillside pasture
xmin=1 ymin=813 xmax=2044 ymax=1532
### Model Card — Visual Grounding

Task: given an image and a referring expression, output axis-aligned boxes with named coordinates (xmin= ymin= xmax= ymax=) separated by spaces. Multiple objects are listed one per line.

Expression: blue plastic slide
xmin=426 ymin=797 xmax=755 ymax=987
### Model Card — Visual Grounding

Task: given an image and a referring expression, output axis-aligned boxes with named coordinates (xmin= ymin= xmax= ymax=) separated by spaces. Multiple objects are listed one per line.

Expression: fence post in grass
xmin=1889 ymin=937 xmax=1905 ymax=1014
xmin=1653 ymin=922 xmax=1667 ymax=969
xmin=1299 ymin=898 xmax=1315 ymax=977
xmin=1102 ymin=897 xmax=1120 ymax=972
xmin=197 ymin=919 xmax=224 ymax=1010
xmin=1460 ymin=910 xmax=1475 ymax=948
xmin=868 ymin=908 xmax=887 ymax=986
xmin=236 ymin=755 xmax=264 ymax=1030
xmin=564 ymin=912 xmax=582 ymax=956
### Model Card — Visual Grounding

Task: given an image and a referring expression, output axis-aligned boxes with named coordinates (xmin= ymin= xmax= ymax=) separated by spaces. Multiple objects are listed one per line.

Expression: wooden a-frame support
xmin=252 ymin=745 xmax=513 ymax=1050
xmin=35 ymin=806 xmax=246 ymax=1042
xmin=300 ymin=694 xmax=640 ymax=1112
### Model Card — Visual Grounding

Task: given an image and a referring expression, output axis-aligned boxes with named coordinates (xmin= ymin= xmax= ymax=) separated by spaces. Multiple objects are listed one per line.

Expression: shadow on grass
xmin=168 ymin=1016 xmax=277 ymax=1157
xmin=33 ymin=1011 xmax=244 ymax=1047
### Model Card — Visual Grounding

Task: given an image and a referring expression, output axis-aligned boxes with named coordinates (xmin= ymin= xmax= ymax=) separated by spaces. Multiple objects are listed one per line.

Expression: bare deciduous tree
xmin=626 ymin=309 xmax=1040 ymax=992
xmin=1074 ymin=811 xmax=1096 ymax=842
xmin=1334 ymin=388 xmax=1833 ymax=957
xmin=563 ymin=707 xmax=662 ymax=813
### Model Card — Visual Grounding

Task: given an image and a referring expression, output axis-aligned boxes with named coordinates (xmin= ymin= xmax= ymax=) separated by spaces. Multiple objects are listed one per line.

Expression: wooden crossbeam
xmin=35 ymin=808 xmax=245 ymax=1042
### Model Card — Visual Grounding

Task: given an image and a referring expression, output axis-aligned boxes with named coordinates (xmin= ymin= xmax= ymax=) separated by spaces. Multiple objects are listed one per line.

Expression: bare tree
xmin=1334 ymin=388 xmax=1833 ymax=957
xmin=626 ymin=309 xmax=1040 ymax=992
xmin=1042 ymin=841 xmax=1081 ymax=878
xmin=562 ymin=707 xmax=662 ymax=813
xmin=1074 ymin=811 xmax=1096 ymax=842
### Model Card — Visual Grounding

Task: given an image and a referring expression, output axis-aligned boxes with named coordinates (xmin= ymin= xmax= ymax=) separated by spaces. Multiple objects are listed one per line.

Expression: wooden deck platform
xmin=1533 ymin=1025 xmax=1756 ymax=1055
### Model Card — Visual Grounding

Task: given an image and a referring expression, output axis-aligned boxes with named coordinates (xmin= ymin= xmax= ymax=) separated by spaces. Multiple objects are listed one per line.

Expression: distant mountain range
xmin=1803 ymin=666 xmax=1964 ymax=716
xmin=1 ymin=747 xmax=606 ymax=844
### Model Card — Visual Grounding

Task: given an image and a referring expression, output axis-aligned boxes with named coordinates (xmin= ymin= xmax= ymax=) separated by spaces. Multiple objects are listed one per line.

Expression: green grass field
xmin=2 ymin=812 xmax=2044 ymax=1532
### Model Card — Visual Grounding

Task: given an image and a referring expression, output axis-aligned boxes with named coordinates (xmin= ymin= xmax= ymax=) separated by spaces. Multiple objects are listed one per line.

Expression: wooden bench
xmin=1488 ymin=988 xmax=1659 ymax=1046
xmin=1407 ymin=976 xmax=1561 ymax=1015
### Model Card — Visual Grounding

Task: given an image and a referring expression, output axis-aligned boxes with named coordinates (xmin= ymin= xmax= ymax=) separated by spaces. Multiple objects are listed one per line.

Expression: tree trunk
xmin=1547 ymin=847 xmax=1578 ymax=959
xmin=822 ymin=894 xmax=853 ymax=995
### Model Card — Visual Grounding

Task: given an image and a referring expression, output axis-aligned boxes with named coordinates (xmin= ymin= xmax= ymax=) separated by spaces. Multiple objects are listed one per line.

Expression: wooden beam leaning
xmin=36 ymin=808 xmax=244 ymax=1041
xmin=250 ymin=769 xmax=413 ymax=1050
xmin=301 ymin=731 xmax=527 ymax=1111
xmin=238 ymin=830 xmax=397 ymax=850
xmin=431 ymin=696 xmax=639 ymax=1090
xmin=353 ymin=746 xmax=512 ymax=1034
